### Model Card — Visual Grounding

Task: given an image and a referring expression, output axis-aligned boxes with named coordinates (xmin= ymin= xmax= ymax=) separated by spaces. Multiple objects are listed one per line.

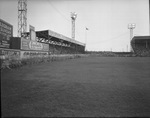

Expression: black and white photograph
xmin=0 ymin=0 xmax=150 ymax=117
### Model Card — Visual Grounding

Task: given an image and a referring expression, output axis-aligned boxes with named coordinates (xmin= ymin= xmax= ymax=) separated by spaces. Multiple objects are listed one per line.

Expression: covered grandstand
xmin=131 ymin=36 xmax=150 ymax=56
xmin=23 ymin=30 xmax=85 ymax=54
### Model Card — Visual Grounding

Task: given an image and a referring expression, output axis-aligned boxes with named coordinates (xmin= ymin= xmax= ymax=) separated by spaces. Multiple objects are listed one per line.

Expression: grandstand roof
xmin=24 ymin=30 xmax=85 ymax=46
xmin=132 ymin=36 xmax=150 ymax=40
xmin=35 ymin=30 xmax=85 ymax=46
xmin=132 ymin=36 xmax=150 ymax=43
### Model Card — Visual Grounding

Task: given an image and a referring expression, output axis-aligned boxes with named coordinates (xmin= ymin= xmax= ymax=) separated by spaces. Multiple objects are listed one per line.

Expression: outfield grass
xmin=1 ymin=57 xmax=150 ymax=117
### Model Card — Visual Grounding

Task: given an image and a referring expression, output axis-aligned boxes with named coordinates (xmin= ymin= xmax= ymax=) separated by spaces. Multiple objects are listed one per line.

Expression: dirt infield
xmin=1 ymin=57 xmax=150 ymax=117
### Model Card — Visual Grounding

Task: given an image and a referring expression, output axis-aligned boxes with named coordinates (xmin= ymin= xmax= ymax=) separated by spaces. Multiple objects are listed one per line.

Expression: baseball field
xmin=1 ymin=56 xmax=150 ymax=117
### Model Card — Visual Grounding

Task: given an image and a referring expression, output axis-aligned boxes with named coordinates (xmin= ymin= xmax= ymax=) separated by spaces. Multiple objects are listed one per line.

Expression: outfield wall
xmin=0 ymin=48 xmax=20 ymax=60
xmin=0 ymin=48 xmax=50 ymax=59
xmin=0 ymin=48 xmax=87 ymax=69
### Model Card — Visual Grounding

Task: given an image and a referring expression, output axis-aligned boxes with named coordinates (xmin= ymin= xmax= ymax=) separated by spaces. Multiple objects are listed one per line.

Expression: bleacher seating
xmin=131 ymin=36 xmax=150 ymax=57
xmin=133 ymin=46 xmax=150 ymax=56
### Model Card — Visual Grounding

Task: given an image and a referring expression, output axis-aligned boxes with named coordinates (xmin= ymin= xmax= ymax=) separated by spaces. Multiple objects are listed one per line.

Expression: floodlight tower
xmin=128 ymin=23 xmax=136 ymax=52
xmin=71 ymin=12 xmax=77 ymax=39
xmin=18 ymin=0 xmax=27 ymax=37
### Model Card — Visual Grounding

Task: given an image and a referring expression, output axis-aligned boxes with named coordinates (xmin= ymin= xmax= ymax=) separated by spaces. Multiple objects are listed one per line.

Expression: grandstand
xmin=131 ymin=36 xmax=150 ymax=56
xmin=23 ymin=30 xmax=85 ymax=54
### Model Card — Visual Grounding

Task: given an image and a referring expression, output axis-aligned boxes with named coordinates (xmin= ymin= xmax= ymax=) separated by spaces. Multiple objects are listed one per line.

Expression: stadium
xmin=0 ymin=18 xmax=86 ymax=62
xmin=1 ymin=0 xmax=150 ymax=117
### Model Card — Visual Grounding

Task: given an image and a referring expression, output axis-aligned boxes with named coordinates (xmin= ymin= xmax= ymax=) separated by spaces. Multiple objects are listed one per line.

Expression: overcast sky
xmin=0 ymin=0 xmax=149 ymax=51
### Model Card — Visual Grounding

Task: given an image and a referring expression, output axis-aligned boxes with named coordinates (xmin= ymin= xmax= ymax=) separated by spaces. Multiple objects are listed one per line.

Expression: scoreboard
xmin=0 ymin=19 xmax=13 ymax=48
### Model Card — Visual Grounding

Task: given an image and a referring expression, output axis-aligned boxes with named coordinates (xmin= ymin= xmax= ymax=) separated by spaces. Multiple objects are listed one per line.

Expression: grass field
xmin=1 ymin=57 xmax=150 ymax=117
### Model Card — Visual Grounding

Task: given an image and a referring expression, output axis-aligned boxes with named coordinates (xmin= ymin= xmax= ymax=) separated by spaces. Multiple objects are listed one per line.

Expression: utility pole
xmin=18 ymin=0 xmax=27 ymax=37
xmin=85 ymin=27 xmax=88 ymax=51
xmin=149 ymin=0 xmax=150 ymax=35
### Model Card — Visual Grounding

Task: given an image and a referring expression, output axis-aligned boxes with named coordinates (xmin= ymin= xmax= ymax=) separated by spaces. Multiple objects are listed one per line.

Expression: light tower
xmin=18 ymin=0 xmax=27 ymax=37
xmin=71 ymin=12 xmax=77 ymax=39
xmin=128 ymin=23 xmax=136 ymax=52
